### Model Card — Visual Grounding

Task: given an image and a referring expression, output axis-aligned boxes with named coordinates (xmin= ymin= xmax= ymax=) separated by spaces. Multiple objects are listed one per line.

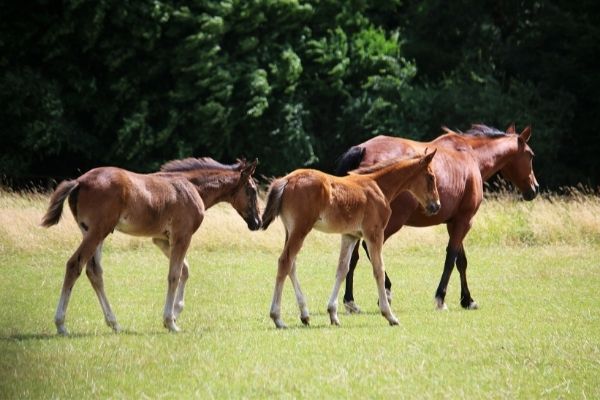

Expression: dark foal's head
xmin=500 ymin=126 xmax=539 ymax=201
xmin=232 ymin=159 xmax=262 ymax=231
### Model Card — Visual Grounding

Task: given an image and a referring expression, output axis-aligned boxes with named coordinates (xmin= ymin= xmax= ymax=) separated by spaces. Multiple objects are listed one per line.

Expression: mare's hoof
xmin=344 ymin=301 xmax=361 ymax=314
xmin=435 ymin=298 xmax=448 ymax=311
xmin=300 ymin=316 xmax=310 ymax=326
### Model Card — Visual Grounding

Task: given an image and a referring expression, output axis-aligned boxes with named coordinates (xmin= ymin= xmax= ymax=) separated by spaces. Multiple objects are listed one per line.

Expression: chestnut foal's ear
xmin=519 ymin=126 xmax=532 ymax=143
xmin=421 ymin=148 xmax=437 ymax=165
xmin=506 ymin=123 xmax=516 ymax=134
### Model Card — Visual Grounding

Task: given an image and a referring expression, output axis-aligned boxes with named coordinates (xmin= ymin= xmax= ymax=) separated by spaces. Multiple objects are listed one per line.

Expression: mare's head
xmin=409 ymin=149 xmax=441 ymax=215
xmin=232 ymin=159 xmax=262 ymax=231
xmin=499 ymin=125 xmax=539 ymax=201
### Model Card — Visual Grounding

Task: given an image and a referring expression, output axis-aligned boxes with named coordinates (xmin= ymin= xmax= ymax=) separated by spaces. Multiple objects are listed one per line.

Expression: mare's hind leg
xmin=163 ymin=234 xmax=192 ymax=332
xmin=456 ymin=245 xmax=478 ymax=309
xmin=327 ymin=235 xmax=359 ymax=325
xmin=85 ymin=241 xmax=121 ymax=332
xmin=55 ymin=232 xmax=105 ymax=335
xmin=153 ymin=238 xmax=189 ymax=319
xmin=270 ymin=228 xmax=309 ymax=329
xmin=435 ymin=220 xmax=472 ymax=310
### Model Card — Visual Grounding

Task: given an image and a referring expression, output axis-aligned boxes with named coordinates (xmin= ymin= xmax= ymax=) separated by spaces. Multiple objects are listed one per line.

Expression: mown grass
xmin=0 ymin=189 xmax=599 ymax=398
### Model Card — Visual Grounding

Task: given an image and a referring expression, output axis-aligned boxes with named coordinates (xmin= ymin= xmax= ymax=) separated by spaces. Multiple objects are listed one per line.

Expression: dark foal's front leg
xmin=456 ymin=247 xmax=478 ymax=309
xmin=434 ymin=246 xmax=458 ymax=310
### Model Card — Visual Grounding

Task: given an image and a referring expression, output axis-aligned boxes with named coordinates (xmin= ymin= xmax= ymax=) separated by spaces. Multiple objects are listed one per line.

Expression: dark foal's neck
xmin=187 ymin=170 xmax=241 ymax=209
xmin=468 ymin=135 xmax=520 ymax=181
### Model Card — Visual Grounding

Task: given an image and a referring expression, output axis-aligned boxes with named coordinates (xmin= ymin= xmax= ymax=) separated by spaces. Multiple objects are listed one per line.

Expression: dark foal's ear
xmin=241 ymin=158 xmax=258 ymax=178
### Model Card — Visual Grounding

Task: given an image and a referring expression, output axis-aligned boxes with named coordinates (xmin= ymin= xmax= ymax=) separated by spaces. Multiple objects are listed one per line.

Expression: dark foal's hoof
xmin=300 ymin=316 xmax=310 ymax=326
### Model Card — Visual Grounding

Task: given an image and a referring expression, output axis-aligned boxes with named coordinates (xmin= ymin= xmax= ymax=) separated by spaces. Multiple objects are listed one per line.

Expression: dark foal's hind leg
xmin=434 ymin=246 xmax=458 ymax=310
xmin=456 ymin=246 xmax=478 ymax=309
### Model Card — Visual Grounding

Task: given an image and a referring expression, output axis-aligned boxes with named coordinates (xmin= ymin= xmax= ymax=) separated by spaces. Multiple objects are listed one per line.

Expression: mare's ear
xmin=519 ymin=126 xmax=532 ymax=143
xmin=242 ymin=158 xmax=258 ymax=177
xmin=506 ymin=123 xmax=516 ymax=134
xmin=421 ymin=148 xmax=437 ymax=165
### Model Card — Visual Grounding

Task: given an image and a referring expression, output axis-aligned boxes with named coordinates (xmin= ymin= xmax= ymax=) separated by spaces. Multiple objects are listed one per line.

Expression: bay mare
xmin=336 ymin=124 xmax=539 ymax=312
xmin=41 ymin=158 xmax=261 ymax=334
xmin=261 ymin=151 xmax=440 ymax=328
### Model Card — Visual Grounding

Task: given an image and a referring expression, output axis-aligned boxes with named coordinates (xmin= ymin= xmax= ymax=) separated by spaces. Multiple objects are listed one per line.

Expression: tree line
xmin=1 ymin=0 xmax=598 ymax=189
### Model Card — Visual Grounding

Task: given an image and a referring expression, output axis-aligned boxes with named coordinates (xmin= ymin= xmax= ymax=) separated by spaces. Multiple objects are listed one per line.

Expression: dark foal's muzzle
xmin=247 ymin=216 xmax=262 ymax=231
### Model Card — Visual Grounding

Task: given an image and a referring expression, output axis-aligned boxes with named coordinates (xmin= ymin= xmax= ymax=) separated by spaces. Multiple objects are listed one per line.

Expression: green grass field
xmin=1 ymin=190 xmax=599 ymax=398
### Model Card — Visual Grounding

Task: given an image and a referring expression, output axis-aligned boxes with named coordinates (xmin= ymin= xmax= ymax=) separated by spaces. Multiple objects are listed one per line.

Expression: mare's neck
xmin=370 ymin=159 xmax=420 ymax=202
xmin=469 ymin=136 xmax=519 ymax=181
xmin=188 ymin=171 xmax=240 ymax=209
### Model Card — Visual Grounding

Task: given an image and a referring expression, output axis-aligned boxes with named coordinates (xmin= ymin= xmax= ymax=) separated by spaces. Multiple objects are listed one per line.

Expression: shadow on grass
xmin=1 ymin=329 xmax=170 ymax=342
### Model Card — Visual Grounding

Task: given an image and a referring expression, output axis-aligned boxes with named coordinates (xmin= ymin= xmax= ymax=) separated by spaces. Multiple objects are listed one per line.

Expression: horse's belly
xmin=313 ymin=215 xmax=362 ymax=236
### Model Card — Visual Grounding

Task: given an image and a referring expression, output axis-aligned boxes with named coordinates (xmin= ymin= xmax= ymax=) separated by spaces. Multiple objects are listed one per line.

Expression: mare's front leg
xmin=163 ymin=234 xmax=192 ymax=332
xmin=153 ymin=238 xmax=190 ymax=319
xmin=342 ymin=242 xmax=362 ymax=314
xmin=364 ymin=234 xmax=399 ymax=326
xmin=328 ymin=235 xmax=359 ymax=325
xmin=270 ymin=229 xmax=309 ymax=329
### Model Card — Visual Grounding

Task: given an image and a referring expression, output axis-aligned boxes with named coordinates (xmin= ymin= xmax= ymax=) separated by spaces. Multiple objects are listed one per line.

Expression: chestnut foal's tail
xmin=261 ymin=178 xmax=287 ymax=230
xmin=41 ymin=180 xmax=79 ymax=227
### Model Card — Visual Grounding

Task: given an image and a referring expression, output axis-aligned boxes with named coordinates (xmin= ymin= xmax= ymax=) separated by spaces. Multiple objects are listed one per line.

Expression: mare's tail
xmin=41 ymin=180 xmax=79 ymax=227
xmin=335 ymin=145 xmax=366 ymax=176
xmin=261 ymin=178 xmax=288 ymax=230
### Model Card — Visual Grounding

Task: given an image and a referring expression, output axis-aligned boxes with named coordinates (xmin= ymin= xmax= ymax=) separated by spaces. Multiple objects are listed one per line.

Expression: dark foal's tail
xmin=261 ymin=178 xmax=288 ymax=230
xmin=335 ymin=145 xmax=366 ymax=176
xmin=41 ymin=180 xmax=79 ymax=227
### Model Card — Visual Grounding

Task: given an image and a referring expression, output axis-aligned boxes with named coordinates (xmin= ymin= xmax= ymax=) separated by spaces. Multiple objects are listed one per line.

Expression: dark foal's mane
xmin=445 ymin=124 xmax=508 ymax=138
xmin=160 ymin=157 xmax=243 ymax=173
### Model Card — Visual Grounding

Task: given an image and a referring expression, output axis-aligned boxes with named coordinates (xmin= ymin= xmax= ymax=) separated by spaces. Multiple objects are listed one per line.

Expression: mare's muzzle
xmin=522 ymin=183 xmax=539 ymax=201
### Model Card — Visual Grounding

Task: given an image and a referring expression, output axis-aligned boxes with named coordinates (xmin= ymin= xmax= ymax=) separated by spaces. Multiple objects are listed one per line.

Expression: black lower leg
xmin=343 ymin=242 xmax=360 ymax=303
xmin=435 ymin=247 xmax=458 ymax=303
xmin=456 ymin=249 xmax=475 ymax=308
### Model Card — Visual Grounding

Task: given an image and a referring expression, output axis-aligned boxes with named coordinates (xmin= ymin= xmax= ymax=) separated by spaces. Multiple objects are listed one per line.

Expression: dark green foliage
xmin=0 ymin=0 xmax=597 ymax=188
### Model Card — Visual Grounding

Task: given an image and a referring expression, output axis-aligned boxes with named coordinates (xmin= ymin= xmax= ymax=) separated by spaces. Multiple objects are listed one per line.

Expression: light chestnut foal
xmin=261 ymin=150 xmax=440 ymax=328
xmin=41 ymin=158 xmax=260 ymax=335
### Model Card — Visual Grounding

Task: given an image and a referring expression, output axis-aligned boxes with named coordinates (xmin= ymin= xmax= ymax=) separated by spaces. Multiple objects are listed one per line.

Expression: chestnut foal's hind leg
xmin=55 ymin=232 xmax=105 ymax=335
xmin=85 ymin=241 xmax=121 ymax=332
xmin=153 ymin=238 xmax=190 ymax=320
xmin=270 ymin=229 xmax=309 ymax=329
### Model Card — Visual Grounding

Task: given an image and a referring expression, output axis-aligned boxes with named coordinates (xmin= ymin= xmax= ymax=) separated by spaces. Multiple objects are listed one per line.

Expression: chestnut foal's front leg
xmin=327 ymin=234 xmax=359 ymax=325
xmin=153 ymin=238 xmax=190 ymax=320
xmin=163 ymin=234 xmax=192 ymax=332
